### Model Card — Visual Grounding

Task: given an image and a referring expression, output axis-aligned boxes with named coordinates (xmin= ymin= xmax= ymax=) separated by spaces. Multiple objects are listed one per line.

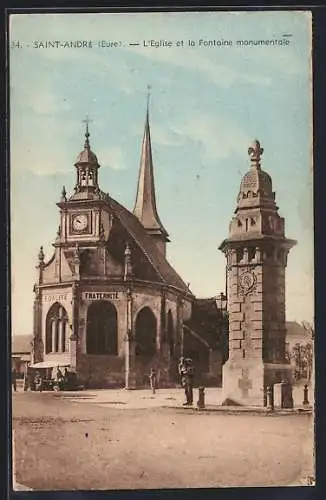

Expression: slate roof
xmin=108 ymin=196 xmax=192 ymax=295
xmin=12 ymin=335 xmax=33 ymax=354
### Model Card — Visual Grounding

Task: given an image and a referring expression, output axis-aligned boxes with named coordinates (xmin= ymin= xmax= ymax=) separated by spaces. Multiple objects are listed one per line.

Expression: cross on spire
xmin=82 ymin=115 xmax=92 ymax=148
xmin=146 ymin=85 xmax=151 ymax=117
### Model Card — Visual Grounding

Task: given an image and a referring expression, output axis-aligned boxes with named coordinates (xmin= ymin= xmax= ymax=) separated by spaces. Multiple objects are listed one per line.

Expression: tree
xmin=290 ymin=338 xmax=314 ymax=383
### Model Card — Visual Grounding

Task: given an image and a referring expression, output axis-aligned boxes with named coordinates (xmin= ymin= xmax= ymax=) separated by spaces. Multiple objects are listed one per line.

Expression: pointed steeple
xmin=133 ymin=91 xmax=169 ymax=254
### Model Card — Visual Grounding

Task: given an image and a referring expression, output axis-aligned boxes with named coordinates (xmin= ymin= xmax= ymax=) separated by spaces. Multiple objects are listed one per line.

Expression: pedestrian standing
xmin=23 ymin=363 xmax=29 ymax=391
xmin=34 ymin=371 xmax=43 ymax=392
xmin=179 ymin=357 xmax=194 ymax=405
xmin=184 ymin=358 xmax=194 ymax=405
xmin=149 ymin=368 xmax=157 ymax=394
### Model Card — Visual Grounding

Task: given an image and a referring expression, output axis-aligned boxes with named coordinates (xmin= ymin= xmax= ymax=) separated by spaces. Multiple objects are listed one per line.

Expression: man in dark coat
xmin=178 ymin=357 xmax=194 ymax=405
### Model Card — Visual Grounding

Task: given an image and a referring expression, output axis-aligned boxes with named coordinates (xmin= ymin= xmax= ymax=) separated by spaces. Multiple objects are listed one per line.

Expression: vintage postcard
xmin=9 ymin=10 xmax=314 ymax=490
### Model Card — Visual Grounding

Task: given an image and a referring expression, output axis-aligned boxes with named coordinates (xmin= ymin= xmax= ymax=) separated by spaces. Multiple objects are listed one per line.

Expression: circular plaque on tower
xmin=239 ymin=271 xmax=257 ymax=294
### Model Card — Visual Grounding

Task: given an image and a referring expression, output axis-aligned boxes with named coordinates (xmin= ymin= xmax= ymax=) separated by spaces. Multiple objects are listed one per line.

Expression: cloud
xmin=10 ymin=112 xmax=78 ymax=175
xmin=171 ymin=113 xmax=251 ymax=163
xmin=127 ymin=44 xmax=272 ymax=87
xmin=24 ymin=88 xmax=72 ymax=115
xmin=151 ymin=124 xmax=182 ymax=147
xmin=99 ymin=145 xmax=127 ymax=170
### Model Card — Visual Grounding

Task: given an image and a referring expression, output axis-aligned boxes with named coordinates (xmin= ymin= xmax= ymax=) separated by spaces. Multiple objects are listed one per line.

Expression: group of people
xmin=148 ymin=356 xmax=195 ymax=405
xmin=11 ymin=364 xmax=71 ymax=392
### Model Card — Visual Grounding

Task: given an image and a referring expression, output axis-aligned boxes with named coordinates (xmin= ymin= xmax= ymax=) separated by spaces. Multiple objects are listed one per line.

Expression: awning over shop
xmin=29 ymin=360 xmax=70 ymax=369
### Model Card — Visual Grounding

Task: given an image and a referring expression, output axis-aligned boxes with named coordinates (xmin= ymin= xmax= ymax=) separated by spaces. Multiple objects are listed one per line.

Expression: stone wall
xmin=77 ymin=354 xmax=125 ymax=388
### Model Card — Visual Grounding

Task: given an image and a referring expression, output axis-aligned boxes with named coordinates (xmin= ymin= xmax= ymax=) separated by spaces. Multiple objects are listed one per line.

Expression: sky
xmin=9 ymin=11 xmax=314 ymax=335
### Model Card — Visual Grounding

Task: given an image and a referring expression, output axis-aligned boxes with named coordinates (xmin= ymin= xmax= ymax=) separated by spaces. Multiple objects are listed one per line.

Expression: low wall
xmin=77 ymin=355 xmax=125 ymax=388
xmin=77 ymin=354 xmax=182 ymax=389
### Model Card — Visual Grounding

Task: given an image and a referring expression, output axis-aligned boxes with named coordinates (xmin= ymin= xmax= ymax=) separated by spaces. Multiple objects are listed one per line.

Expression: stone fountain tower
xmin=219 ymin=140 xmax=296 ymax=406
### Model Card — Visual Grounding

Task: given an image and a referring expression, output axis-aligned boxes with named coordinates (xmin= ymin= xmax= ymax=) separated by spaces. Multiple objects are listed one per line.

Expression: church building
xmin=32 ymin=106 xmax=225 ymax=388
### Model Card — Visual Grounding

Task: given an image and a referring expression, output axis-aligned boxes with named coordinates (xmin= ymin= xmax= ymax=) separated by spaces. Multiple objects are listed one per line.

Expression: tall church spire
xmin=133 ymin=90 xmax=169 ymax=255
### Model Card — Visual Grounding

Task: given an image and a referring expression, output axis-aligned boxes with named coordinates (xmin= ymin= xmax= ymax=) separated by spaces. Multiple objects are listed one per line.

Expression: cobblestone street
xmin=12 ymin=389 xmax=314 ymax=490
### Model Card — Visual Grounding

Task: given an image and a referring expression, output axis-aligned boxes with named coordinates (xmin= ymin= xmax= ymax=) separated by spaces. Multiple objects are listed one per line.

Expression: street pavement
xmin=12 ymin=388 xmax=315 ymax=490
xmin=55 ymin=385 xmax=313 ymax=412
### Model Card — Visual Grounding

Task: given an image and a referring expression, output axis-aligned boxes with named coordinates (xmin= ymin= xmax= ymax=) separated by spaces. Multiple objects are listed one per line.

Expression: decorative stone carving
xmin=61 ymin=186 xmax=67 ymax=202
xmin=238 ymin=270 xmax=257 ymax=295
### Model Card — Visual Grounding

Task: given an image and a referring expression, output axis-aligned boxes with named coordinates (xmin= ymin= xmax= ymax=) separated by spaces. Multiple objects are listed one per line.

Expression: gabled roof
xmin=12 ymin=335 xmax=33 ymax=354
xmin=108 ymin=196 xmax=192 ymax=295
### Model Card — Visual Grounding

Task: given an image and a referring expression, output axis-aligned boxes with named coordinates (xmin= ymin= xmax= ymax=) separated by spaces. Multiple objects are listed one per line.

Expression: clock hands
xmin=73 ymin=214 xmax=88 ymax=230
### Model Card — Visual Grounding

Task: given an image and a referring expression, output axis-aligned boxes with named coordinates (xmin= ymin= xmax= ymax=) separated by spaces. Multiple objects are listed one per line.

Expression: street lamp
xmin=125 ymin=287 xmax=132 ymax=390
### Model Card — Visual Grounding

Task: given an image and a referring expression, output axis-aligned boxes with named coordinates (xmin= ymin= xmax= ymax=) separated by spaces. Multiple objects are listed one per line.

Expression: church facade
xmin=32 ymin=109 xmax=196 ymax=388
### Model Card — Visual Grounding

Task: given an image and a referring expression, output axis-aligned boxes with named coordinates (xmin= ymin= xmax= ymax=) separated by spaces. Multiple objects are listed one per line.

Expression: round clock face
xmin=72 ymin=214 xmax=88 ymax=231
xmin=239 ymin=271 xmax=256 ymax=293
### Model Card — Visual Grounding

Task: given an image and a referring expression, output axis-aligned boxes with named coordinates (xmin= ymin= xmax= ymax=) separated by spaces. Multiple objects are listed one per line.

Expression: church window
xmin=248 ymin=247 xmax=256 ymax=261
xmin=250 ymin=217 xmax=256 ymax=226
xmin=81 ymin=169 xmax=87 ymax=186
xmin=135 ymin=307 xmax=157 ymax=357
xmin=45 ymin=302 xmax=68 ymax=354
xmin=237 ymin=220 xmax=242 ymax=227
xmin=245 ymin=219 xmax=249 ymax=231
xmin=86 ymin=301 xmax=118 ymax=355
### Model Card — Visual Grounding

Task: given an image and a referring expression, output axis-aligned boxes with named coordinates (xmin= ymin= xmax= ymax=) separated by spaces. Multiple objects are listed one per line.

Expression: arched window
xmin=135 ymin=307 xmax=157 ymax=357
xmin=248 ymin=247 xmax=256 ymax=261
xmin=167 ymin=310 xmax=174 ymax=358
xmin=45 ymin=303 xmax=68 ymax=354
xmin=86 ymin=301 xmax=118 ymax=355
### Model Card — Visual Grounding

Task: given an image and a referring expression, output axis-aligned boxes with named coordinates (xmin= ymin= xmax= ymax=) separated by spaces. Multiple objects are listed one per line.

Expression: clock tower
xmin=219 ymin=140 xmax=296 ymax=406
xmin=58 ymin=119 xmax=109 ymax=246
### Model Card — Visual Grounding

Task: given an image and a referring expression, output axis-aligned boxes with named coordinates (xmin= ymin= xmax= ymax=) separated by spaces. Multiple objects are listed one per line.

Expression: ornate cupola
xmin=74 ymin=118 xmax=100 ymax=195
xmin=228 ymin=139 xmax=286 ymax=240
xmin=236 ymin=140 xmax=276 ymax=213
xmin=133 ymin=93 xmax=170 ymax=256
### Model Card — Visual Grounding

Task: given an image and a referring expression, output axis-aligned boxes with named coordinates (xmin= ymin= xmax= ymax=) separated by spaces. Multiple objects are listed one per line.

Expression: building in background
xmin=12 ymin=335 xmax=32 ymax=377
